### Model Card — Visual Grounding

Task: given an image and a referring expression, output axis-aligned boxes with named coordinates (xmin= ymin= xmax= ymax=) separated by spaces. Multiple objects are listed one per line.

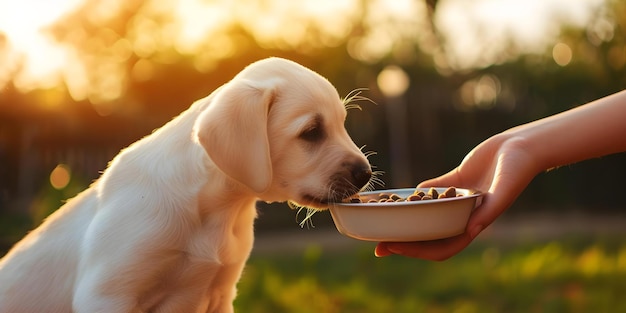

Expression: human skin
xmin=375 ymin=89 xmax=626 ymax=260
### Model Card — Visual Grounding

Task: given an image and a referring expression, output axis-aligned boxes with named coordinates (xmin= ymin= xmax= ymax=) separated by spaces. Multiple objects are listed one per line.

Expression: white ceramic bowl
xmin=329 ymin=188 xmax=483 ymax=242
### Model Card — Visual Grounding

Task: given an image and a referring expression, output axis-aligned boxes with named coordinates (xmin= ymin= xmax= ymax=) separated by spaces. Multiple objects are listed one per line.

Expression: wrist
xmin=496 ymin=131 xmax=547 ymax=176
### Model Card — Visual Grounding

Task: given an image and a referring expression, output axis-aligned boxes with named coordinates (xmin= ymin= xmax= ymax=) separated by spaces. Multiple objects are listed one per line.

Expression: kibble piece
xmin=343 ymin=186 xmax=467 ymax=205
xmin=407 ymin=194 xmax=422 ymax=201
xmin=427 ymin=187 xmax=439 ymax=199
xmin=442 ymin=187 xmax=457 ymax=198
xmin=378 ymin=193 xmax=391 ymax=200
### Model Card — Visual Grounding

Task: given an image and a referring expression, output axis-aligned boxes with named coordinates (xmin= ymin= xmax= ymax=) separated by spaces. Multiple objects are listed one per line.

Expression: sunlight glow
xmin=348 ymin=0 xmax=427 ymax=63
xmin=0 ymin=0 xmax=612 ymax=100
xmin=235 ymin=0 xmax=359 ymax=49
xmin=0 ymin=0 xmax=82 ymax=91
xmin=435 ymin=0 xmax=604 ymax=69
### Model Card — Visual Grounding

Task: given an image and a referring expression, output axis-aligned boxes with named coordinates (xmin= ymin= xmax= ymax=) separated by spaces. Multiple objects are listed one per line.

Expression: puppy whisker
xmin=291 ymin=178 xmax=351 ymax=229
xmin=362 ymin=149 xmax=377 ymax=159
xmin=342 ymin=88 xmax=376 ymax=111
xmin=333 ymin=178 xmax=357 ymax=201
xmin=365 ymin=170 xmax=385 ymax=192
xmin=291 ymin=202 xmax=317 ymax=229
xmin=356 ymin=149 xmax=384 ymax=192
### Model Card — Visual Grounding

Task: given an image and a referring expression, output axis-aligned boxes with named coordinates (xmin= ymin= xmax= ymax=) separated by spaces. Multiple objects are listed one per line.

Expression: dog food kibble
xmin=441 ymin=186 xmax=457 ymax=198
xmin=427 ymin=187 xmax=439 ymax=199
xmin=406 ymin=194 xmax=422 ymax=201
xmin=344 ymin=187 xmax=463 ymax=203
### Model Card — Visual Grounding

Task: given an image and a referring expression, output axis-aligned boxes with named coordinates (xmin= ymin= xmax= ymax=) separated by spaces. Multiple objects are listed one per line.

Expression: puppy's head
xmin=195 ymin=57 xmax=372 ymax=208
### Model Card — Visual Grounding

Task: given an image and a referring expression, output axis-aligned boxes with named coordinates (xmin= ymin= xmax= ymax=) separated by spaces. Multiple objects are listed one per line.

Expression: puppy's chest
xmin=153 ymin=204 xmax=257 ymax=294
xmin=171 ymin=218 xmax=254 ymax=280
xmin=152 ymin=236 xmax=225 ymax=299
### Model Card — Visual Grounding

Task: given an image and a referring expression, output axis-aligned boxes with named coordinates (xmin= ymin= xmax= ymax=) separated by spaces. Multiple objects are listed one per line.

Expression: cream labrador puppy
xmin=0 ymin=57 xmax=372 ymax=313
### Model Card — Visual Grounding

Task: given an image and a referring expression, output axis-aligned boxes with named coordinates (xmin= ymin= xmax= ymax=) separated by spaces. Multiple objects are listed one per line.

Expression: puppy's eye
xmin=299 ymin=125 xmax=325 ymax=142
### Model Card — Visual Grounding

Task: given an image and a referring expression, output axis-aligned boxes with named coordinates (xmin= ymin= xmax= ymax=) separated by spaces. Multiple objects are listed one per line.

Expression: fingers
xmin=382 ymin=170 xmax=530 ymax=261
xmin=374 ymin=243 xmax=393 ymax=257
xmin=375 ymin=230 xmax=478 ymax=261
xmin=417 ymin=168 xmax=460 ymax=189
xmin=375 ymin=196 xmax=491 ymax=261
xmin=377 ymin=138 xmax=531 ymax=261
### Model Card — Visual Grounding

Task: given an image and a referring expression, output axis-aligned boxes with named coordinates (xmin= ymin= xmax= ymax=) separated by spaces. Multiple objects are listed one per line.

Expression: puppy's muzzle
xmin=350 ymin=163 xmax=372 ymax=191
xmin=302 ymin=161 xmax=371 ymax=206
xmin=335 ymin=160 xmax=372 ymax=198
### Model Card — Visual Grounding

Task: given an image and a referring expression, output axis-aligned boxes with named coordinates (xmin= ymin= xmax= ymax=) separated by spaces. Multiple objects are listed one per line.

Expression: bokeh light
xmin=377 ymin=66 xmax=410 ymax=98
xmin=458 ymin=74 xmax=501 ymax=110
xmin=553 ymin=42 xmax=573 ymax=66
xmin=49 ymin=164 xmax=71 ymax=190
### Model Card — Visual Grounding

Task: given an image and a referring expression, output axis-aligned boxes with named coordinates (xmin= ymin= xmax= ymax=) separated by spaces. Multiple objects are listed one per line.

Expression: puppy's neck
xmin=99 ymin=99 xmax=257 ymax=218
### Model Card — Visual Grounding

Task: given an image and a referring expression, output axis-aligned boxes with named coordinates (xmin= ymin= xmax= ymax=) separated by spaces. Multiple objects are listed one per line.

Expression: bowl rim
xmin=330 ymin=187 xmax=482 ymax=208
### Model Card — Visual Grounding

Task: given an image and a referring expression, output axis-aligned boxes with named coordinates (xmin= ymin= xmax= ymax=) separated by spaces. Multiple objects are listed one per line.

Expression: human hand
xmin=375 ymin=135 xmax=541 ymax=260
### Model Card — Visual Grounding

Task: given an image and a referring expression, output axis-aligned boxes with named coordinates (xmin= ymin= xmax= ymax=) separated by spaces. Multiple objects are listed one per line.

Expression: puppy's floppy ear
xmin=195 ymin=78 xmax=278 ymax=194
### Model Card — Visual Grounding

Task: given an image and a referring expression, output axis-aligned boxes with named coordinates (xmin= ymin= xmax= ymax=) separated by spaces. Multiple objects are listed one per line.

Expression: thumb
xmin=417 ymin=168 xmax=460 ymax=188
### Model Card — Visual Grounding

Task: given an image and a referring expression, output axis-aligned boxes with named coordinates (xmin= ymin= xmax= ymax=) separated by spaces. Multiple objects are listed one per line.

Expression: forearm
xmin=505 ymin=90 xmax=626 ymax=172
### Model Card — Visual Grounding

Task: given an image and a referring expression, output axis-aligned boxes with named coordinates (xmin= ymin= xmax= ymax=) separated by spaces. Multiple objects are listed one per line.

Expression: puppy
xmin=0 ymin=57 xmax=372 ymax=313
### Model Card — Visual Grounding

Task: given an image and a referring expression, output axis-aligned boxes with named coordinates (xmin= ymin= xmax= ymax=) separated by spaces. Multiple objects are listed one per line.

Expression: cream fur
xmin=0 ymin=57 xmax=371 ymax=313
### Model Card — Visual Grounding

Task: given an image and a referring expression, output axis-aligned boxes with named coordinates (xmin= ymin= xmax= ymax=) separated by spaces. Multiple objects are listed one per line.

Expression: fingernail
xmin=375 ymin=250 xmax=390 ymax=258
xmin=470 ymin=224 xmax=483 ymax=239
xmin=374 ymin=243 xmax=394 ymax=257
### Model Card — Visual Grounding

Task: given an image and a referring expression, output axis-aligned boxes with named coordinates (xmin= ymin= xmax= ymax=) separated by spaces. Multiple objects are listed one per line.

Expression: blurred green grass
xmin=236 ymin=239 xmax=626 ymax=313
xmin=2 ymin=184 xmax=625 ymax=313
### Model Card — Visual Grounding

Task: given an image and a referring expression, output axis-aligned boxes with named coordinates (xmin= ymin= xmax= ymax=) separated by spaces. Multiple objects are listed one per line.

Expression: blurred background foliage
xmin=1 ymin=0 xmax=625 ymax=240
xmin=235 ymin=240 xmax=626 ymax=312
xmin=2 ymin=1 xmax=626 ymax=311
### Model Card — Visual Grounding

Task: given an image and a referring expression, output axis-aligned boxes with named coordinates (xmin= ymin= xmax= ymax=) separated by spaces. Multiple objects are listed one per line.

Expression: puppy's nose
xmin=351 ymin=165 xmax=372 ymax=189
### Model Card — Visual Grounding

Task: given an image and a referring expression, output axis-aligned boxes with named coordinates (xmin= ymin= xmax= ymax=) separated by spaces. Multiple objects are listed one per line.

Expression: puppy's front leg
xmin=73 ymin=263 xmax=156 ymax=312
xmin=202 ymin=261 xmax=248 ymax=313
xmin=71 ymin=203 xmax=184 ymax=312
xmin=72 ymin=246 xmax=165 ymax=313
xmin=72 ymin=289 xmax=142 ymax=313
